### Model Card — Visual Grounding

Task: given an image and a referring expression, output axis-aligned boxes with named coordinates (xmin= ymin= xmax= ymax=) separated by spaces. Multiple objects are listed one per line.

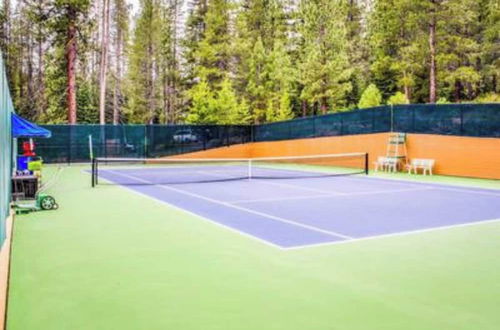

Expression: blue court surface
xmin=96 ymin=166 xmax=500 ymax=249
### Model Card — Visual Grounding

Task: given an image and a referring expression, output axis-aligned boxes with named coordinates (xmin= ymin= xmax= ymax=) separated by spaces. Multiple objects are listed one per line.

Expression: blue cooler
xmin=17 ymin=156 xmax=31 ymax=171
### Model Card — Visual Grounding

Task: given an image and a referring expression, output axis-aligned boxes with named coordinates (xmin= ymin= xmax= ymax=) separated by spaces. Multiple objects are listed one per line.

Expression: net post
xmin=95 ymin=158 xmax=99 ymax=186
xmin=91 ymin=157 xmax=95 ymax=187
xmin=364 ymin=153 xmax=369 ymax=175
xmin=248 ymin=159 xmax=252 ymax=180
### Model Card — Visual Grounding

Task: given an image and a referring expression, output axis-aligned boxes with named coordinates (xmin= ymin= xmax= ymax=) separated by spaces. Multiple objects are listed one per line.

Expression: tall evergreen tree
xmin=111 ymin=0 xmax=129 ymax=124
xmin=298 ymin=0 xmax=352 ymax=114
xmin=126 ymin=0 xmax=160 ymax=123
xmin=183 ymin=0 xmax=208 ymax=87
xmin=235 ymin=0 xmax=293 ymax=123
xmin=1 ymin=0 xmax=498 ymax=124
xmin=193 ymin=0 xmax=231 ymax=84
xmin=158 ymin=0 xmax=183 ymax=124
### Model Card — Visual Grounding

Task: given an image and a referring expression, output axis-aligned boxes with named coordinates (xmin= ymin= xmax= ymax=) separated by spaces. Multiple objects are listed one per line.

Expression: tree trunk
xmin=163 ymin=75 xmax=168 ymax=124
xmin=404 ymin=84 xmax=411 ymax=102
xmin=27 ymin=35 xmax=34 ymax=113
xmin=170 ymin=0 xmax=180 ymax=124
xmin=301 ymin=100 xmax=307 ymax=117
xmin=113 ymin=21 xmax=122 ymax=125
xmin=454 ymin=80 xmax=461 ymax=102
xmin=99 ymin=0 xmax=110 ymax=124
xmin=320 ymin=98 xmax=328 ymax=115
xmin=147 ymin=42 xmax=155 ymax=124
xmin=37 ymin=22 xmax=46 ymax=117
xmin=428 ymin=0 xmax=437 ymax=104
xmin=2 ymin=0 xmax=11 ymax=80
xmin=66 ymin=9 xmax=78 ymax=124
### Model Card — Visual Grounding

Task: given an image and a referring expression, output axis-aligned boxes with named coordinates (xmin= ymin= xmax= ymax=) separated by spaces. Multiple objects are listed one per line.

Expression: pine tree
xmin=183 ymin=0 xmax=208 ymax=87
xmin=344 ymin=0 xmax=370 ymax=108
xmin=111 ymin=0 xmax=129 ymax=124
xmin=215 ymin=78 xmax=244 ymax=124
xmin=185 ymin=77 xmax=215 ymax=124
xmin=368 ymin=0 xmax=408 ymax=101
xmin=478 ymin=0 xmax=499 ymax=96
xmin=234 ymin=0 xmax=292 ymax=123
xmin=436 ymin=0 xmax=483 ymax=101
xmin=387 ymin=91 xmax=409 ymax=105
xmin=126 ymin=0 xmax=160 ymax=123
xmin=358 ymin=84 xmax=382 ymax=108
xmin=53 ymin=0 xmax=93 ymax=124
xmin=298 ymin=0 xmax=352 ymax=114
xmin=245 ymin=37 xmax=268 ymax=122
xmin=3 ymin=0 xmax=498 ymax=124
xmin=194 ymin=0 xmax=231 ymax=85
xmin=264 ymin=39 xmax=295 ymax=122
xmin=99 ymin=0 xmax=111 ymax=124
xmin=158 ymin=0 xmax=183 ymax=124
xmin=185 ymin=0 xmax=233 ymax=123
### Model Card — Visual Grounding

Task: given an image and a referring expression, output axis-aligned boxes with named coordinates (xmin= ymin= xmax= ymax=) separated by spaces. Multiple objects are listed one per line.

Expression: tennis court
xmin=93 ymin=154 xmax=500 ymax=249
xmin=7 ymin=162 xmax=500 ymax=330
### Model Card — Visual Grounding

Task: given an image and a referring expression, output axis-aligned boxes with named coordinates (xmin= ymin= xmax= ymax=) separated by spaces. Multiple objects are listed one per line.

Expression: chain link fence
xmin=0 ymin=54 xmax=13 ymax=244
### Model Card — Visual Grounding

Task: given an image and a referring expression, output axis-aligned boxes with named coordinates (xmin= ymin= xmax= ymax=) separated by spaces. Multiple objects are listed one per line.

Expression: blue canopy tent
xmin=11 ymin=113 xmax=51 ymax=138
xmin=11 ymin=113 xmax=51 ymax=171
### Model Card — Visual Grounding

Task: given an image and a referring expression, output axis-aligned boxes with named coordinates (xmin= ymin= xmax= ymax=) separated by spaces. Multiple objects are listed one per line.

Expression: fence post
xmin=340 ymin=114 xmax=344 ymax=136
xmin=67 ymin=125 xmax=72 ymax=165
xmin=365 ymin=153 xmax=369 ymax=175
xmin=412 ymin=106 xmax=416 ymax=133
xmin=91 ymin=157 xmax=95 ymax=187
xmin=143 ymin=125 xmax=147 ymax=158
xmin=371 ymin=108 xmax=375 ymax=133
xmin=103 ymin=125 xmax=107 ymax=160
xmin=390 ymin=105 xmax=394 ymax=132
xmin=460 ymin=107 xmax=464 ymax=135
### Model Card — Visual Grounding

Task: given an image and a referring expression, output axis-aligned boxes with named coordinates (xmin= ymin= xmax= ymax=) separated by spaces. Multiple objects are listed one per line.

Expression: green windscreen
xmin=24 ymin=125 xmax=252 ymax=164
xmin=254 ymin=104 xmax=500 ymax=141
xmin=0 ymin=52 xmax=13 ymax=246
xmin=16 ymin=104 xmax=500 ymax=164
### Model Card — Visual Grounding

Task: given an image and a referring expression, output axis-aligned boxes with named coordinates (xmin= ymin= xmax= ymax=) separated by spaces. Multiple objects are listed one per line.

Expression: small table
xmin=12 ymin=175 xmax=38 ymax=200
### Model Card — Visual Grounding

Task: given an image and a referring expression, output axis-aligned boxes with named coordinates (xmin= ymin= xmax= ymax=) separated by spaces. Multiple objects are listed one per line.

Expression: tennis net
xmin=91 ymin=152 xmax=369 ymax=186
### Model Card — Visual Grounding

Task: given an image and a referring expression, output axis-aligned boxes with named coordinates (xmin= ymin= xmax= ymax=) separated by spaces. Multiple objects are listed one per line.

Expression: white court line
xmin=344 ymin=174 xmax=500 ymax=192
xmin=92 ymin=170 xmax=500 ymax=251
xmin=231 ymin=194 xmax=332 ymax=204
xmin=433 ymin=186 xmax=500 ymax=197
xmin=266 ymin=171 xmax=500 ymax=197
xmin=344 ymin=186 xmax=434 ymax=197
xmin=284 ymin=218 xmax=500 ymax=250
xmin=231 ymin=186 xmax=434 ymax=204
xmin=107 ymin=170 xmax=354 ymax=240
xmin=195 ymin=169 xmax=348 ymax=195
xmin=91 ymin=172 xmax=285 ymax=249
xmin=212 ymin=167 xmax=500 ymax=195
xmin=249 ymin=179 xmax=349 ymax=195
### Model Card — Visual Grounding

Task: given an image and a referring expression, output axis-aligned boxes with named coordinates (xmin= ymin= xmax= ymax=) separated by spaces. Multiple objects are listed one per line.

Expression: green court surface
xmin=6 ymin=166 xmax=500 ymax=330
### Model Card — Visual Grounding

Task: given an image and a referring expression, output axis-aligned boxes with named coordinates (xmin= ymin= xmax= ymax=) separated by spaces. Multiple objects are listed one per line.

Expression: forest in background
xmin=0 ymin=0 xmax=498 ymax=125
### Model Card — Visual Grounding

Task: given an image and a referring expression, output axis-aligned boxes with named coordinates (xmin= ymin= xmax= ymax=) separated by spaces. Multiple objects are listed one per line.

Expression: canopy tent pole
xmin=88 ymin=135 xmax=94 ymax=161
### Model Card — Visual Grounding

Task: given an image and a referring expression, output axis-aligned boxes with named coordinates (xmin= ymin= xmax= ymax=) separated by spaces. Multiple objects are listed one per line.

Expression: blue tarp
xmin=11 ymin=113 xmax=51 ymax=138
